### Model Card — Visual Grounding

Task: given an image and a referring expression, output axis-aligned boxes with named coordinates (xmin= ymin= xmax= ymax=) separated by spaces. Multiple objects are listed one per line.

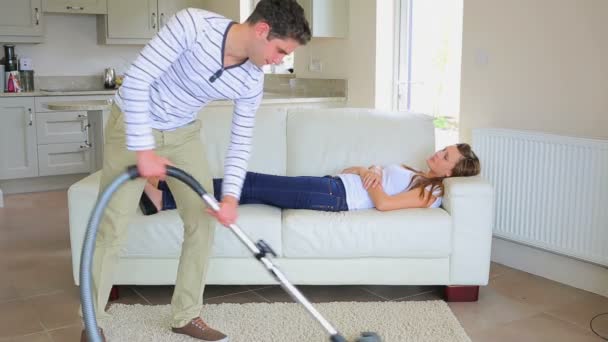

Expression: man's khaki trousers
xmin=85 ymin=104 xmax=215 ymax=328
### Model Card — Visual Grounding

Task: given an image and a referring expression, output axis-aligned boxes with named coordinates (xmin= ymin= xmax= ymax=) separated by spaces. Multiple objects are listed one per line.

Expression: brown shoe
xmin=80 ymin=327 xmax=106 ymax=342
xmin=172 ymin=317 xmax=228 ymax=341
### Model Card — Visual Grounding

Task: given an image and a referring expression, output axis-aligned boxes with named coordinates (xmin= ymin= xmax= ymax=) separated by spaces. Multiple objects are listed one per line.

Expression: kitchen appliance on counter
xmin=19 ymin=57 xmax=35 ymax=92
xmin=103 ymin=67 xmax=116 ymax=89
xmin=3 ymin=44 xmax=21 ymax=93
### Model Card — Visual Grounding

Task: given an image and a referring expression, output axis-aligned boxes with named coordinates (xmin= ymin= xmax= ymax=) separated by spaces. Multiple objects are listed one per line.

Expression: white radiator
xmin=473 ymin=128 xmax=608 ymax=266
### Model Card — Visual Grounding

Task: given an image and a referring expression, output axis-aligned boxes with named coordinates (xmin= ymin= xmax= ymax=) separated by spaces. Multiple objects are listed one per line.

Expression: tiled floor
xmin=1 ymin=190 xmax=607 ymax=341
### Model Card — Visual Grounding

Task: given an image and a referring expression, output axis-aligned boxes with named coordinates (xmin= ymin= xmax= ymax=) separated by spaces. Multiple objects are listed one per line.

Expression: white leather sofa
xmin=68 ymin=107 xmax=494 ymax=299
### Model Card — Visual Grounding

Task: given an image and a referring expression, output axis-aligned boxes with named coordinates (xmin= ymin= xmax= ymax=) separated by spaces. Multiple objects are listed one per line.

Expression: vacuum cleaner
xmin=80 ymin=165 xmax=382 ymax=342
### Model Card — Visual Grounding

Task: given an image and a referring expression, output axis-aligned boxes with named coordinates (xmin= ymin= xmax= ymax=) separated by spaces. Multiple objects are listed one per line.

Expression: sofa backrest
xmin=199 ymin=106 xmax=435 ymax=178
xmin=286 ymin=108 xmax=435 ymax=176
xmin=199 ymin=106 xmax=288 ymax=178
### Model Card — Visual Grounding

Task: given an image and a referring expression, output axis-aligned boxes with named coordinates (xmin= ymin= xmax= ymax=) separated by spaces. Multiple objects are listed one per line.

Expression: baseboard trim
xmin=491 ymin=237 xmax=608 ymax=298
xmin=0 ymin=174 xmax=88 ymax=194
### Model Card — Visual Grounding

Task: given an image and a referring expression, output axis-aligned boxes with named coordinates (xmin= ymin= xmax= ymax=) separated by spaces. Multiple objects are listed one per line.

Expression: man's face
xmin=250 ymin=22 xmax=300 ymax=67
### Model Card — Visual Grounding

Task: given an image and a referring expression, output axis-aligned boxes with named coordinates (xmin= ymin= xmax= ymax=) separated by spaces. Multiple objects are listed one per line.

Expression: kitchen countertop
xmin=1 ymin=90 xmax=346 ymax=105
xmin=0 ymin=89 xmax=117 ymax=97
xmin=47 ymin=100 xmax=112 ymax=111
xmin=37 ymin=91 xmax=345 ymax=111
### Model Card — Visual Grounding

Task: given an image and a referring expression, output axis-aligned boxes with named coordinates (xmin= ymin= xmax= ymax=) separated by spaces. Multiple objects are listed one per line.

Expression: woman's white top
xmin=337 ymin=164 xmax=442 ymax=210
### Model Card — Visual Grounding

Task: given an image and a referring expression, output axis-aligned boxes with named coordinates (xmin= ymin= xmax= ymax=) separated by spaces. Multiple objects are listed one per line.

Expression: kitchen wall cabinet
xmin=44 ymin=0 xmax=107 ymax=14
xmin=98 ymin=0 xmax=203 ymax=45
xmin=0 ymin=0 xmax=44 ymax=43
xmin=158 ymin=0 xmax=197 ymax=28
xmin=298 ymin=0 xmax=348 ymax=38
xmin=104 ymin=0 xmax=157 ymax=41
xmin=0 ymin=98 xmax=38 ymax=180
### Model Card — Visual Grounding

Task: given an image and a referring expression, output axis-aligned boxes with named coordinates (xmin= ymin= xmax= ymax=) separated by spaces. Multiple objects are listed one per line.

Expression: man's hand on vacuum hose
xmin=136 ymin=150 xmax=173 ymax=179
xmin=207 ymin=195 xmax=238 ymax=226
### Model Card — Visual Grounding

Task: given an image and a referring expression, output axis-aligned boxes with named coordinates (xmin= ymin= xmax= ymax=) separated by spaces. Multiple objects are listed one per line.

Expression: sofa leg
xmin=444 ymin=285 xmax=479 ymax=302
xmin=109 ymin=285 xmax=120 ymax=301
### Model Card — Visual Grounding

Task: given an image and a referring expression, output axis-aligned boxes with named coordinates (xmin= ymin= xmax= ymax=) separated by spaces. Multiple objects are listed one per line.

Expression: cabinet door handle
xmin=34 ymin=8 xmax=40 ymax=26
xmin=83 ymin=123 xmax=92 ymax=147
xmin=28 ymin=108 xmax=33 ymax=126
xmin=66 ymin=6 xmax=85 ymax=10
xmin=151 ymin=12 xmax=157 ymax=29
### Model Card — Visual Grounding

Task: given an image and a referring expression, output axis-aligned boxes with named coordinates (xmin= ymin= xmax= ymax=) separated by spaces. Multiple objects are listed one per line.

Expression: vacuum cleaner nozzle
xmin=355 ymin=331 xmax=382 ymax=342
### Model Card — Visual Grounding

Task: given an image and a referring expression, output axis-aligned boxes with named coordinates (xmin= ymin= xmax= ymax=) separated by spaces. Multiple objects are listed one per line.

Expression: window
xmin=396 ymin=0 xmax=463 ymax=149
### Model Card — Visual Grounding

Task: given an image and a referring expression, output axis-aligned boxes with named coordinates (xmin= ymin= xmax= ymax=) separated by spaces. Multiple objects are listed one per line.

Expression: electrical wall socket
xmin=309 ymin=58 xmax=322 ymax=72
xmin=475 ymin=49 xmax=489 ymax=66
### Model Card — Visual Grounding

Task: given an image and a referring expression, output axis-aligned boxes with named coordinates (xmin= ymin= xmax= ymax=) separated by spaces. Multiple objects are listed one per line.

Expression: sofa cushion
xmin=199 ymin=106 xmax=287 ymax=178
xmin=281 ymin=208 xmax=452 ymax=258
xmin=122 ymin=204 xmax=282 ymax=258
xmin=286 ymin=108 xmax=435 ymax=176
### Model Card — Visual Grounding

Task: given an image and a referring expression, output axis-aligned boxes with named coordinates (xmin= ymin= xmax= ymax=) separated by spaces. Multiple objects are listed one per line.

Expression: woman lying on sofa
xmin=139 ymin=143 xmax=480 ymax=215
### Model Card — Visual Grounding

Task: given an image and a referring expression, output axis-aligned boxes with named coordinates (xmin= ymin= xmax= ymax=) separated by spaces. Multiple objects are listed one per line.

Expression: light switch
xmin=309 ymin=58 xmax=322 ymax=72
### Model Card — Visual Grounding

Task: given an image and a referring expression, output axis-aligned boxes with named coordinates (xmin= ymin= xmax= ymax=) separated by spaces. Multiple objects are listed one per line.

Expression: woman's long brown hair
xmin=403 ymin=143 xmax=481 ymax=202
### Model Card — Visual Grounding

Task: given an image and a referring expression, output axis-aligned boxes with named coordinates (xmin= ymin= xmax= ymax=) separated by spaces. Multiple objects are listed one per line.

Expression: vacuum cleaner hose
xmin=80 ymin=165 xmax=207 ymax=342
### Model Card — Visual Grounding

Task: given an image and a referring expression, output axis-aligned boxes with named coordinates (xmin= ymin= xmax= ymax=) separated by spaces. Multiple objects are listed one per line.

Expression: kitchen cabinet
xmin=36 ymin=95 xmax=112 ymax=174
xmin=35 ymin=111 xmax=90 ymax=144
xmin=0 ymin=95 xmax=112 ymax=181
xmin=98 ymin=0 xmax=203 ymax=45
xmin=105 ymin=0 xmax=157 ymax=41
xmin=0 ymin=98 xmax=38 ymax=180
xmin=38 ymin=142 xmax=92 ymax=176
xmin=158 ymin=0 xmax=196 ymax=28
xmin=44 ymin=0 xmax=107 ymax=15
xmin=0 ymin=0 xmax=44 ymax=43
xmin=298 ymin=0 xmax=348 ymax=38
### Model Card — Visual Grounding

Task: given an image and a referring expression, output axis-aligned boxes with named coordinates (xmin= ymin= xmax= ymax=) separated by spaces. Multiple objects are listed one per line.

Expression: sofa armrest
xmin=442 ymin=176 xmax=494 ymax=285
xmin=68 ymin=171 xmax=102 ymax=285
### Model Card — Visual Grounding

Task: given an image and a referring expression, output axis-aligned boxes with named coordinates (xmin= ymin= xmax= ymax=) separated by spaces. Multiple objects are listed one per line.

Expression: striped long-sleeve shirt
xmin=115 ymin=8 xmax=264 ymax=200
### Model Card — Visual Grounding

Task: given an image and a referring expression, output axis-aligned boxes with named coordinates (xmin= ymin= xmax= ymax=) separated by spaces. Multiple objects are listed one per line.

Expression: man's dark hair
xmin=246 ymin=0 xmax=311 ymax=45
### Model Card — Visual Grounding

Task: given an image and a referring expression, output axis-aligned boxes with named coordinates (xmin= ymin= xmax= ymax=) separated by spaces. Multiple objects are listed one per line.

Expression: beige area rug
xmin=103 ymin=301 xmax=470 ymax=342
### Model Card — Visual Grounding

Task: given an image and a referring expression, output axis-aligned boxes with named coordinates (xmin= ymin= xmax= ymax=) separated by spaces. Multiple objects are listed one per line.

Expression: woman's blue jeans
xmin=160 ymin=172 xmax=348 ymax=212
xmin=214 ymin=172 xmax=349 ymax=212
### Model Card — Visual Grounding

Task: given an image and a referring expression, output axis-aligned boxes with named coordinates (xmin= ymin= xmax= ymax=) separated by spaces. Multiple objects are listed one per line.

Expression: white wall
xmin=461 ymin=0 xmax=608 ymax=296
xmin=460 ymin=0 xmax=608 ymax=142
xmin=345 ymin=0 xmax=380 ymax=108
xmin=8 ymin=2 xmax=395 ymax=109
xmin=9 ymin=14 xmax=141 ymax=76
xmin=294 ymin=0 xmax=395 ymax=109
xmin=293 ymin=37 xmax=348 ymax=80
xmin=201 ymin=0 xmax=240 ymax=21
xmin=192 ymin=0 xmax=392 ymax=108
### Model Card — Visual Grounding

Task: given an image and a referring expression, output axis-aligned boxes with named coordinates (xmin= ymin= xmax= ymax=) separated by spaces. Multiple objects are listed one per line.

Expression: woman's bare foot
xmin=143 ymin=182 xmax=163 ymax=212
